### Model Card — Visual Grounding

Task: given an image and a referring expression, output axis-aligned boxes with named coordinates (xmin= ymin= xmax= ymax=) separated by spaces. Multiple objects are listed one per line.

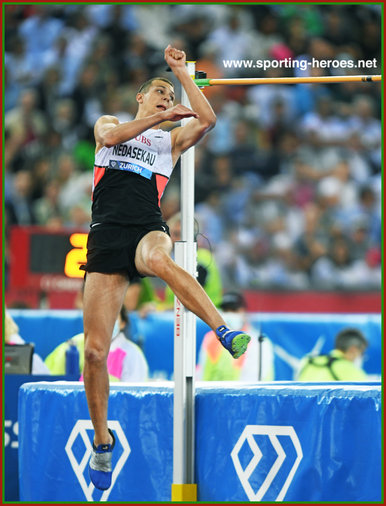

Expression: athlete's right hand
xmin=160 ymin=104 xmax=199 ymax=122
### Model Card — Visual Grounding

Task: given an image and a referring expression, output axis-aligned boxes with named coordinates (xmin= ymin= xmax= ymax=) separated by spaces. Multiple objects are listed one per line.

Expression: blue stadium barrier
xmin=18 ymin=381 xmax=381 ymax=502
xmin=4 ymin=374 xmax=77 ymax=501
xmin=7 ymin=311 xmax=381 ymax=500
xmin=8 ymin=310 xmax=382 ymax=380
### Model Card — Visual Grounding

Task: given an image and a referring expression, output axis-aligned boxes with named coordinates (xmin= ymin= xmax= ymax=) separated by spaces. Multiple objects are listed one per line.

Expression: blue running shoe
xmin=216 ymin=325 xmax=251 ymax=359
xmin=89 ymin=429 xmax=115 ymax=490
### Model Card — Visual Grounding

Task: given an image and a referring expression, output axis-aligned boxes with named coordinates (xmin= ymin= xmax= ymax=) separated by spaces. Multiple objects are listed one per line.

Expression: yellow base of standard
xmin=171 ymin=483 xmax=197 ymax=501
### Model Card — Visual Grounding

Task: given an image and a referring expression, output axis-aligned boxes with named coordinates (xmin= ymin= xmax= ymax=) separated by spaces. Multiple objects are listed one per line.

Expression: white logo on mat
xmin=231 ymin=425 xmax=302 ymax=501
xmin=65 ymin=420 xmax=130 ymax=502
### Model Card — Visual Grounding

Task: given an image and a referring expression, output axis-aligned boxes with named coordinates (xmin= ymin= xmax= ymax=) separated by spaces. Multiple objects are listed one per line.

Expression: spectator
xmin=249 ymin=8 xmax=284 ymax=60
xmin=294 ymin=202 xmax=328 ymax=276
xmin=229 ymin=120 xmax=261 ymax=178
xmin=311 ymin=235 xmax=378 ymax=289
xmin=204 ymin=89 xmax=235 ymax=155
xmin=51 ymin=98 xmax=81 ymax=150
xmin=348 ymin=217 xmax=373 ymax=261
xmin=195 ymin=191 xmax=225 ymax=245
xmin=56 ymin=153 xmax=90 ymax=213
xmin=348 ymin=95 xmax=382 ymax=172
xmin=45 ymin=305 xmax=149 ymax=382
xmin=254 ymin=232 xmax=309 ymax=289
xmin=197 ymin=292 xmax=275 ymax=381
xmin=170 ymin=7 xmax=213 ymax=60
xmin=18 ymin=5 xmax=64 ymax=78
xmin=5 ymin=88 xmax=47 ymax=170
xmin=70 ymin=62 xmax=102 ymax=128
xmin=30 ymin=156 xmax=53 ymax=201
xmin=300 ymin=95 xmax=348 ymax=148
xmin=4 ymin=35 xmax=37 ymax=100
xmin=354 ymin=184 xmax=381 ymax=247
xmin=196 ymin=40 xmax=224 ymax=100
xmin=247 ymin=68 xmax=297 ymax=129
xmin=344 ymin=131 xmax=372 ymax=184
xmin=5 ymin=310 xmax=50 ymax=375
xmin=33 ymin=178 xmax=62 ymax=225
xmin=67 ymin=202 xmax=91 ymax=230
xmin=122 ymin=33 xmax=163 ymax=84
xmin=35 ymin=65 xmax=64 ymax=121
xmin=61 ymin=9 xmax=97 ymax=85
xmin=5 ymin=170 xmax=36 ymax=226
xmin=296 ymin=327 xmax=368 ymax=381
xmin=208 ymin=8 xmax=256 ymax=74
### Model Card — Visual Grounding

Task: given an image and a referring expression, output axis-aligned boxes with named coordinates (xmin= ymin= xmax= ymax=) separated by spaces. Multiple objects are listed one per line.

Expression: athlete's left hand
xmin=160 ymin=104 xmax=198 ymax=122
xmin=164 ymin=45 xmax=186 ymax=69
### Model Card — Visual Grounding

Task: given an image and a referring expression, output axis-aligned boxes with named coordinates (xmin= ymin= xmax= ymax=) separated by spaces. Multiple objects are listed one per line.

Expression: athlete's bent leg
xmin=135 ymin=231 xmax=226 ymax=330
xmin=135 ymin=231 xmax=251 ymax=358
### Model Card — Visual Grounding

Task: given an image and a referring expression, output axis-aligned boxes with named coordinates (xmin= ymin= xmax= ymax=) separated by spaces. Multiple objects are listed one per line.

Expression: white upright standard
xmin=172 ymin=61 xmax=198 ymax=501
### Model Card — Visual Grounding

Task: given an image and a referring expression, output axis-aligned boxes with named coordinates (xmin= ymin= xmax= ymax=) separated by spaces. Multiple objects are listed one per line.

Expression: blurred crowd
xmin=4 ymin=4 xmax=382 ymax=291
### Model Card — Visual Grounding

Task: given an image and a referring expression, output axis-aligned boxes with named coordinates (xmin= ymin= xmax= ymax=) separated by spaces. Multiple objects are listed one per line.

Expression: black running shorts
xmin=80 ymin=222 xmax=170 ymax=280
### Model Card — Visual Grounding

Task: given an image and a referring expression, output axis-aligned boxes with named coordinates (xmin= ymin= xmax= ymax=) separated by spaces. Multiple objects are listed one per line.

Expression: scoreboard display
xmin=9 ymin=226 xmax=88 ymax=293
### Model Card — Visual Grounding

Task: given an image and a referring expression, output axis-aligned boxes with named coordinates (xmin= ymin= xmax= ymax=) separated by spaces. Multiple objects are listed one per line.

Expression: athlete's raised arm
xmin=167 ymin=45 xmax=217 ymax=162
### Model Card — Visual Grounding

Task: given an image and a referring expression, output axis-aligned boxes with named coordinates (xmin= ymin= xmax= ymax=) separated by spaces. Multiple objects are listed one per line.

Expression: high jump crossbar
xmin=194 ymin=74 xmax=382 ymax=87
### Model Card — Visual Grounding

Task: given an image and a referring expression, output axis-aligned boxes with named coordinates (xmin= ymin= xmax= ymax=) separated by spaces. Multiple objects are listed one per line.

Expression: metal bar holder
xmin=172 ymin=60 xmax=198 ymax=502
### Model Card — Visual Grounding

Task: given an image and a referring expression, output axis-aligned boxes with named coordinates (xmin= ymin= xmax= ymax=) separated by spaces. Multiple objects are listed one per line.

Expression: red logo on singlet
xmin=134 ymin=135 xmax=151 ymax=147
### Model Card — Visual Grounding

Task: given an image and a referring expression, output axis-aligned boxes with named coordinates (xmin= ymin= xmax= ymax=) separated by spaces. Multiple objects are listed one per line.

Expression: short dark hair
xmin=137 ymin=77 xmax=174 ymax=94
xmin=335 ymin=328 xmax=368 ymax=352
xmin=220 ymin=292 xmax=247 ymax=311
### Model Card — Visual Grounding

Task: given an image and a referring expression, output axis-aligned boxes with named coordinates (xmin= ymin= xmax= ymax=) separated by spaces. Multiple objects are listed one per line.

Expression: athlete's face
xmin=137 ymin=80 xmax=175 ymax=115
